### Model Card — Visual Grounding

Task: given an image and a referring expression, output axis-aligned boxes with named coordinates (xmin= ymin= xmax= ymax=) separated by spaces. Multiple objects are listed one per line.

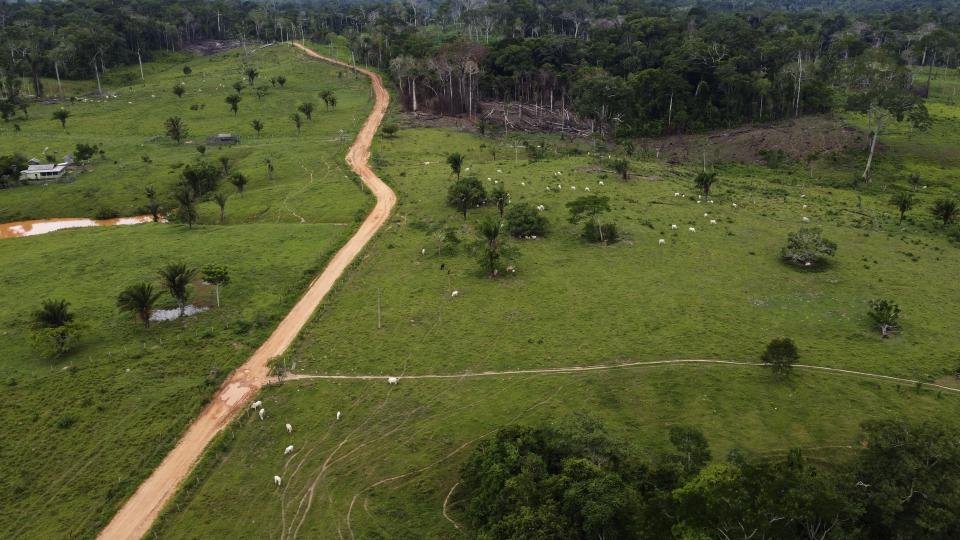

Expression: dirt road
xmin=97 ymin=43 xmax=394 ymax=540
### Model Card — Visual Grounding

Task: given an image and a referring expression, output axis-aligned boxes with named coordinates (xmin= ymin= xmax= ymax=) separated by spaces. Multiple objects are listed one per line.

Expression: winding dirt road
xmin=97 ymin=44 xmax=394 ymax=540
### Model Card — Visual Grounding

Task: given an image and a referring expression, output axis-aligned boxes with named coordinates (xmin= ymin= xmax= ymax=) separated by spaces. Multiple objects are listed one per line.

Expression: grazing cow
xmin=732 ymin=203 xmax=738 ymax=208
xmin=689 ymin=227 xmax=696 ymax=232
xmin=710 ymin=219 xmax=717 ymax=224
xmin=802 ymin=216 xmax=811 ymax=223
xmin=451 ymin=290 xmax=459 ymax=297
xmin=598 ymin=181 xmax=604 ymax=186
xmin=286 ymin=423 xmax=293 ymax=433
xmin=387 ymin=377 xmax=399 ymax=385
xmin=671 ymin=224 xmax=678 ymax=230
xmin=674 ymin=192 xmax=680 ymax=197
xmin=421 ymin=248 xmax=426 ymax=256
xmin=251 ymin=401 xmax=262 ymax=410
xmin=274 ymin=475 xmax=282 ymax=487
xmin=259 ymin=408 xmax=265 ymax=420
xmin=659 ymin=239 xmax=666 ymax=246
xmin=336 ymin=411 xmax=341 ymax=421
xmin=703 ymin=213 xmax=709 ymax=217
xmin=584 ymin=187 xmax=590 ymax=191
xmin=284 ymin=445 xmax=294 ymax=455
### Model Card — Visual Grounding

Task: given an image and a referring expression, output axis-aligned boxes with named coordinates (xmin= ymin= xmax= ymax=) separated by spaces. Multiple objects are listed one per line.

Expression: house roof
xmin=24 ymin=164 xmax=67 ymax=173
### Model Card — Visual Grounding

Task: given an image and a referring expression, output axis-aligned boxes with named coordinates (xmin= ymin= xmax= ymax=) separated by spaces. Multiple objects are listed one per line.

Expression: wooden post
xmin=377 ymin=288 xmax=382 ymax=329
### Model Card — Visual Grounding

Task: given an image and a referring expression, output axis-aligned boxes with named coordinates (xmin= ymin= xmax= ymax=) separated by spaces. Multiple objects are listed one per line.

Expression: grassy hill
xmin=0 ymin=43 xmax=372 ymax=538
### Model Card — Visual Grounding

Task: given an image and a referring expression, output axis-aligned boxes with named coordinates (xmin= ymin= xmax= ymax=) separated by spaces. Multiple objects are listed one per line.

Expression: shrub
xmin=583 ymin=221 xmax=619 ymax=243
xmin=780 ymin=227 xmax=836 ymax=267
xmin=761 ymin=338 xmax=799 ymax=378
xmin=446 ymin=176 xmax=487 ymax=219
xmin=381 ymin=123 xmax=398 ymax=137
xmin=94 ymin=207 xmax=120 ymax=220
xmin=868 ymin=299 xmax=901 ymax=338
xmin=506 ymin=203 xmax=548 ymax=237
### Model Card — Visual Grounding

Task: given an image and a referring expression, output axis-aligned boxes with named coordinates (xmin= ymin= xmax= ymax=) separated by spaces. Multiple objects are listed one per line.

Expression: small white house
xmin=20 ymin=163 xmax=68 ymax=182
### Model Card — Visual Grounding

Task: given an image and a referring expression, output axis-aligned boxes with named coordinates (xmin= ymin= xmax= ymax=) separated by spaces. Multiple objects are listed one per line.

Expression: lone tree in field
xmin=612 ymin=158 xmax=629 ymax=180
xmin=694 ymin=171 xmax=718 ymax=197
xmin=117 ymin=283 xmax=163 ymax=328
xmin=231 ymin=80 xmax=244 ymax=93
xmin=761 ymin=337 xmax=799 ymax=378
xmin=931 ymin=199 xmax=958 ymax=226
xmin=255 ymin=85 xmax=268 ymax=101
xmin=181 ymin=161 xmax=223 ymax=197
xmin=491 ymin=184 xmax=509 ymax=218
xmin=201 ymin=265 xmax=230 ymax=307
xmin=474 ymin=217 xmax=514 ymax=278
xmin=320 ymin=89 xmax=336 ymax=110
xmin=31 ymin=299 xmax=80 ymax=357
xmin=446 ymin=152 xmax=465 ymax=179
xmin=164 ymin=116 xmax=187 ymax=143
xmin=298 ymin=102 xmax=315 ymax=121
xmin=868 ymin=299 xmax=901 ymax=338
xmin=890 ymin=192 xmax=914 ymax=224
xmin=251 ymin=119 xmax=264 ymax=137
xmin=173 ymin=187 xmax=199 ymax=228
xmin=506 ymin=203 xmax=548 ymax=238
xmin=276 ymin=75 xmax=287 ymax=87
xmin=245 ymin=67 xmax=259 ymax=86
xmin=172 ymin=83 xmax=185 ymax=98
xmin=780 ymin=228 xmax=836 ymax=267
xmin=159 ymin=263 xmax=197 ymax=317
xmin=567 ymin=195 xmax=615 ymax=243
xmin=213 ymin=192 xmax=228 ymax=223
xmin=52 ymin=108 xmax=70 ymax=129
xmin=291 ymin=112 xmax=302 ymax=134
xmin=225 ymin=94 xmax=241 ymax=115
xmin=230 ymin=172 xmax=247 ymax=196
xmin=447 ymin=176 xmax=487 ymax=219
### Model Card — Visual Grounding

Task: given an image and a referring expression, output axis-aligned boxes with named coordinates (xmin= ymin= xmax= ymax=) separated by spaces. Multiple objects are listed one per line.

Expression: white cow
xmin=336 ymin=411 xmax=341 ymax=421
xmin=259 ymin=408 xmax=265 ymax=420
xmin=710 ymin=219 xmax=717 ymax=225
xmin=659 ymin=239 xmax=666 ymax=246
xmin=284 ymin=445 xmax=294 ymax=455
xmin=671 ymin=224 xmax=678 ymax=230
xmin=387 ymin=377 xmax=399 ymax=385
xmin=251 ymin=401 xmax=262 ymax=410
xmin=451 ymin=290 xmax=459 ymax=297
xmin=688 ymin=227 xmax=696 ymax=233
xmin=802 ymin=216 xmax=811 ymax=223
xmin=274 ymin=475 xmax=282 ymax=487
xmin=286 ymin=423 xmax=293 ymax=433
xmin=421 ymin=248 xmax=426 ymax=256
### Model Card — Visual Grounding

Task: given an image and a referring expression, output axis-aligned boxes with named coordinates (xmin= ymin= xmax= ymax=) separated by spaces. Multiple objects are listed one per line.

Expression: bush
xmin=381 ymin=123 xmax=398 ymax=137
xmin=506 ymin=203 xmax=548 ymax=237
xmin=446 ymin=176 xmax=487 ymax=217
xmin=780 ymin=227 xmax=836 ymax=267
xmin=94 ymin=207 xmax=120 ymax=220
xmin=583 ymin=221 xmax=619 ymax=243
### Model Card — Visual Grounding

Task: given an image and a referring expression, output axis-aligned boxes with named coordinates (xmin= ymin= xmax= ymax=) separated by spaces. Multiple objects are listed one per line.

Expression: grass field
xmin=0 ymin=43 xmax=373 ymax=538
xmin=149 ymin=81 xmax=960 ymax=537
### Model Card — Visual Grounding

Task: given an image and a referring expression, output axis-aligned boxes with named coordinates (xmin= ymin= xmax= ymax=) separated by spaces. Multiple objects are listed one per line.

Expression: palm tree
xmin=477 ymin=217 xmax=504 ymax=278
xmin=492 ymin=184 xmax=509 ymax=218
xmin=52 ymin=109 xmax=70 ymax=128
xmin=694 ymin=172 xmax=718 ymax=197
xmin=174 ymin=187 xmax=198 ymax=228
xmin=276 ymin=75 xmax=287 ymax=87
xmin=230 ymin=172 xmax=247 ymax=196
xmin=31 ymin=299 xmax=78 ymax=356
xmin=245 ymin=67 xmax=259 ymax=86
xmin=612 ymin=159 xmax=629 ymax=180
xmin=214 ymin=192 xmax=229 ymax=223
xmin=890 ymin=192 xmax=914 ymax=224
xmin=251 ymin=119 xmax=264 ymax=137
xmin=931 ymin=199 xmax=958 ymax=226
xmin=218 ymin=156 xmax=231 ymax=175
xmin=117 ymin=283 xmax=163 ymax=328
xmin=447 ymin=152 xmax=465 ymax=179
xmin=158 ymin=263 xmax=197 ymax=317
xmin=226 ymin=94 xmax=241 ymax=115
xmin=298 ymin=102 xmax=315 ymax=121
xmin=232 ymin=80 xmax=244 ymax=93
xmin=320 ymin=89 xmax=334 ymax=110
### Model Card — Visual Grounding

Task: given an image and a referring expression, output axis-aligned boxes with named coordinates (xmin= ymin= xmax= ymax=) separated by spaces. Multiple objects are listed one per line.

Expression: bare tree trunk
xmin=795 ymin=50 xmax=802 ymax=118
xmin=54 ymin=60 xmax=63 ymax=97
xmin=137 ymin=50 xmax=144 ymax=82
xmin=93 ymin=61 xmax=103 ymax=96
xmin=863 ymin=116 xmax=882 ymax=182
xmin=668 ymin=91 xmax=673 ymax=128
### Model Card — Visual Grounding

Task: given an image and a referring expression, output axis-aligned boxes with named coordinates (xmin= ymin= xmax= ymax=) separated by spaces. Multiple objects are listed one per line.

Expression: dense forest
xmin=1 ymin=0 xmax=959 ymax=136
xmin=460 ymin=419 xmax=960 ymax=539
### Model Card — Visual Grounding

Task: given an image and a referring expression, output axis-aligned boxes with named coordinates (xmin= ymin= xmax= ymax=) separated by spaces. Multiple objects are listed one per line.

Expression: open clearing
xmin=149 ymin=66 xmax=960 ymax=537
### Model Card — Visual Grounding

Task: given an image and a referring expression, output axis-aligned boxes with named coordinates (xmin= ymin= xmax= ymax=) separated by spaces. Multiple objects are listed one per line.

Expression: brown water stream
xmin=0 ymin=215 xmax=154 ymax=239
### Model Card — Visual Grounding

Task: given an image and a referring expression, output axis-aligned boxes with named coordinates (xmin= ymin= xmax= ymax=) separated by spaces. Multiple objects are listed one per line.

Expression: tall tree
xmin=158 ymin=263 xmax=197 ymax=317
xmin=116 ymin=283 xmax=163 ymax=328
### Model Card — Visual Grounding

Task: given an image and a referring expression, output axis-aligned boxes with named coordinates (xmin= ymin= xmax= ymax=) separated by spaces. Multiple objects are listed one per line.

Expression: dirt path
xmin=285 ymin=359 xmax=960 ymax=394
xmin=97 ymin=43 xmax=393 ymax=540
